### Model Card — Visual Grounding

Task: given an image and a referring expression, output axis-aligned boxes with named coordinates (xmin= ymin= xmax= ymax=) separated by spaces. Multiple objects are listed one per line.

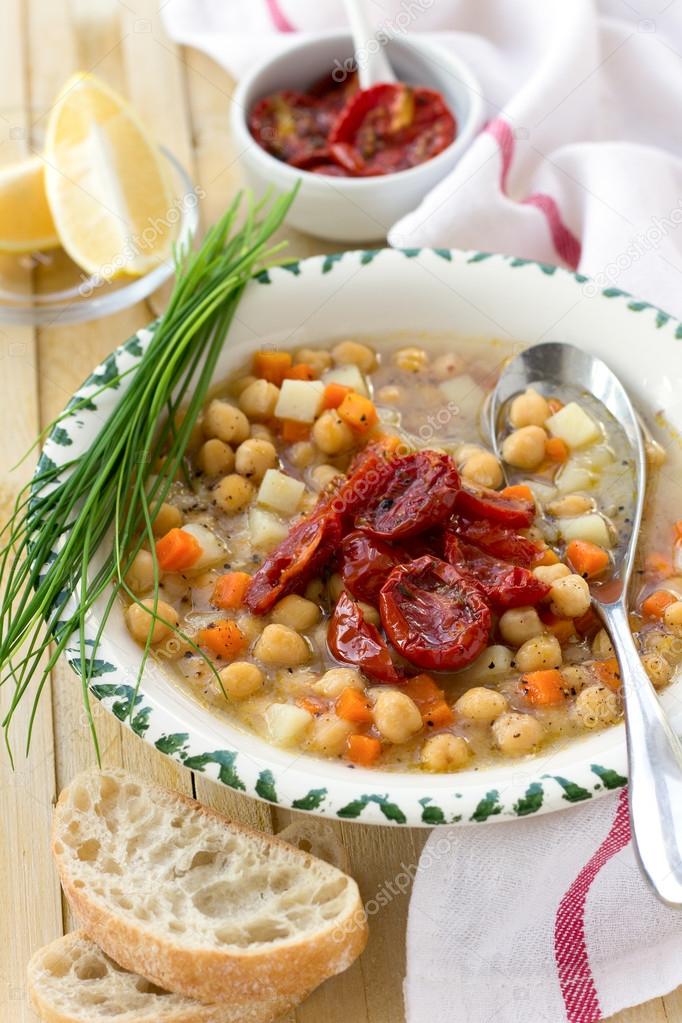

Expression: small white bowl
xmin=231 ymin=31 xmax=483 ymax=243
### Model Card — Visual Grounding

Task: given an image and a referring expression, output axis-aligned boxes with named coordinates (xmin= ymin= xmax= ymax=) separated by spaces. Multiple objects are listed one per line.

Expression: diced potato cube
xmin=322 ymin=364 xmax=369 ymax=397
xmin=274 ymin=379 xmax=324 ymax=423
xmin=265 ymin=703 xmax=313 ymax=747
xmin=558 ymin=513 xmax=612 ymax=548
xmin=546 ymin=401 xmax=601 ymax=448
xmin=437 ymin=374 xmax=486 ymax=414
xmin=257 ymin=469 xmax=305 ymax=515
xmin=180 ymin=522 xmax=226 ymax=571
xmin=248 ymin=507 xmax=289 ymax=550
xmin=556 ymin=462 xmax=595 ymax=493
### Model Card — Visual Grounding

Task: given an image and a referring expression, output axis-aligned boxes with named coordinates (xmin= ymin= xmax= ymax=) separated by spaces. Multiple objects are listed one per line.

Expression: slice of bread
xmin=27 ymin=932 xmax=294 ymax=1023
xmin=52 ymin=770 xmax=367 ymax=1004
xmin=277 ymin=819 xmax=350 ymax=873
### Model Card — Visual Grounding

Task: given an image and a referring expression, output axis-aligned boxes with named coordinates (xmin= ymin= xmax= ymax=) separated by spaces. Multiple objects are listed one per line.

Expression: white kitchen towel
xmin=161 ymin=3 xmax=682 ymax=1020
xmin=163 ymin=0 xmax=682 ymax=318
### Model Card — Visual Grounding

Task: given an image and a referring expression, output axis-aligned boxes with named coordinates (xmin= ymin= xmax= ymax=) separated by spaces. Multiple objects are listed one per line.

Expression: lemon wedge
xmin=44 ymin=73 xmax=177 ymax=278
xmin=0 ymin=156 xmax=60 ymax=253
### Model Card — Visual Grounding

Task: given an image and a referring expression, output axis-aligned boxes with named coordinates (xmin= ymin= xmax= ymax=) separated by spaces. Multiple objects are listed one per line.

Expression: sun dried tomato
xmin=443 ymin=532 xmax=549 ymax=610
xmin=249 ymin=91 xmax=332 ymax=168
xmin=340 ymin=530 xmax=401 ymax=605
xmin=379 ymin=555 xmax=491 ymax=671
xmin=245 ymin=508 xmax=341 ymax=615
xmin=328 ymin=591 xmax=403 ymax=683
xmin=358 ymin=450 xmax=460 ymax=540
xmin=454 ymin=482 xmax=535 ymax=529
xmin=451 ymin=517 xmax=540 ymax=566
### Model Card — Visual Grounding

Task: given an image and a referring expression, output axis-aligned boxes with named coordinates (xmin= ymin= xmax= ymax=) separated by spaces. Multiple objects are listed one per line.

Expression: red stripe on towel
xmin=265 ymin=0 xmax=295 ymax=32
xmin=484 ymin=117 xmax=582 ymax=270
xmin=554 ymin=788 xmax=631 ymax=1023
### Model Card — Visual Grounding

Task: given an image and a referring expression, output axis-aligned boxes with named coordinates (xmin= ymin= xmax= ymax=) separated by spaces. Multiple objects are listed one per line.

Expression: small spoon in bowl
xmin=344 ymin=0 xmax=397 ymax=88
xmin=488 ymin=341 xmax=682 ymax=907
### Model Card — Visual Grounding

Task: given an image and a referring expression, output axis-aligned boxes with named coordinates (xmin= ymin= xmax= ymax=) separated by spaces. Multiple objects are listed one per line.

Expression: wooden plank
xmin=0 ymin=3 xmax=62 ymax=1020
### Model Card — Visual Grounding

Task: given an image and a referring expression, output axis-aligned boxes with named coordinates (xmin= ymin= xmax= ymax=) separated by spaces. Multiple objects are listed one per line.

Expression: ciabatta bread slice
xmin=277 ymin=819 xmax=349 ymax=873
xmin=27 ymin=932 xmax=293 ymax=1023
xmin=52 ymin=770 xmax=367 ymax=1004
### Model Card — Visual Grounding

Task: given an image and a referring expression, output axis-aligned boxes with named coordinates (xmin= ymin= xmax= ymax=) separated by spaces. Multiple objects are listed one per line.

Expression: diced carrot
xmin=645 ymin=552 xmax=672 ymax=577
xmin=211 ymin=571 xmax=251 ymax=610
xmin=519 ymin=669 xmax=566 ymax=706
xmin=284 ymin=363 xmax=317 ymax=381
xmin=535 ymin=547 xmax=560 ymax=566
xmin=566 ymin=539 xmax=610 ymax=579
xmin=641 ymin=589 xmax=676 ymax=619
xmin=198 ymin=619 xmax=246 ymax=660
xmin=501 ymin=484 xmax=534 ymax=503
xmin=336 ymin=687 xmax=374 ymax=724
xmin=593 ymin=657 xmax=622 ymax=691
xmin=545 ymin=437 xmax=569 ymax=463
xmin=297 ymin=695 xmax=325 ymax=716
xmin=547 ymin=397 xmax=564 ymax=415
xmin=322 ymin=382 xmax=352 ymax=410
xmin=253 ymin=351 xmax=292 ymax=386
xmin=280 ymin=419 xmax=310 ymax=443
xmin=337 ymin=392 xmax=378 ymax=433
xmin=403 ymin=674 xmax=443 ymax=703
xmin=573 ymin=608 xmax=601 ymax=639
xmin=155 ymin=527 xmax=202 ymax=572
xmin=541 ymin=610 xmax=576 ymax=645
xmin=423 ymin=699 xmax=455 ymax=728
xmin=346 ymin=734 xmax=382 ymax=766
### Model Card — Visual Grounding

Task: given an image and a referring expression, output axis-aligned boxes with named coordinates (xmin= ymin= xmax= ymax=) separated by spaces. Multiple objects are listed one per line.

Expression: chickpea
xmin=306 ymin=713 xmax=355 ymax=756
xmin=294 ymin=347 xmax=333 ymax=375
xmin=331 ymin=340 xmax=376 ymax=373
xmin=311 ymin=463 xmax=345 ymax=491
xmin=574 ymin=684 xmax=621 ymax=728
xmin=213 ymin=474 xmax=255 ymax=515
xmin=547 ymin=494 xmax=594 ymax=518
xmin=238 ymin=379 xmax=280 ymax=421
xmin=126 ymin=598 xmax=177 ymax=645
xmin=271 ymin=594 xmax=321 ymax=630
xmin=663 ymin=600 xmax=682 ymax=633
xmin=254 ymin=624 xmax=310 ymax=666
xmin=219 ymin=661 xmax=264 ymax=700
xmin=432 ymin=352 xmax=465 ymax=380
xmin=515 ymin=634 xmax=562 ymax=672
xmin=204 ymin=399 xmax=250 ymax=445
xmin=502 ymin=425 xmax=547 ymax=470
xmin=151 ymin=502 xmax=183 ymax=537
xmin=394 ymin=346 xmax=428 ymax=373
xmin=234 ymin=438 xmax=278 ymax=481
xmin=461 ymin=450 xmax=503 ymax=489
xmin=289 ymin=441 xmax=315 ymax=469
xmin=421 ymin=733 xmax=470 ymax=772
xmin=231 ymin=375 xmax=257 ymax=397
xmin=375 ymin=384 xmax=404 ymax=405
xmin=498 ymin=606 xmax=544 ymax=647
xmin=125 ymin=550 xmax=155 ymax=595
xmin=456 ymin=443 xmax=484 ymax=466
xmin=642 ymin=652 xmax=673 ymax=688
xmin=373 ymin=690 xmax=423 ymax=744
xmin=560 ymin=664 xmax=592 ymax=695
xmin=509 ymin=388 xmax=550 ymax=429
xmin=314 ymin=667 xmax=364 ymax=698
xmin=197 ymin=438 xmax=235 ymax=477
xmin=592 ymin=629 xmax=615 ymax=660
xmin=312 ymin=410 xmax=355 ymax=455
xmin=328 ymin=573 xmax=345 ymax=602
xmin=454 ymin=687 xmax=508 ymax=723
xmin=304 ymin=578 xmax=325 ymax=603
xmin=358 ymin=601 xmax=380 ymax=626
xmin=550 ymin=574 xmax=591 ymax=618
xmin=250 ymin=423 xmax=274 ymax=443
xmin=533 ymin=563 xmax=571 ymax=586
xmin=492 ymin=712 xmax=544 ymax=755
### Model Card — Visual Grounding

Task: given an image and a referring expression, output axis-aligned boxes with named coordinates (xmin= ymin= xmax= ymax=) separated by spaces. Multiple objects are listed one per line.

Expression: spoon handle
xmin=343 ymin=0 xmax=396 ymax=89
xmin=599 ymin=598 xmax=682 ymax=905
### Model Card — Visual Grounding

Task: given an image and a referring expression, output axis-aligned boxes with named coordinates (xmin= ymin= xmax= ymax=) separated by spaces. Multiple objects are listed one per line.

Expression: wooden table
xmin=0 ymin=4 xmax=678 ymax=1021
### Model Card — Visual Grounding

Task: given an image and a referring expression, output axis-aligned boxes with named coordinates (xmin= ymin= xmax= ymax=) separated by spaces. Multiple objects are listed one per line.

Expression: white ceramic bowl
xmin=231 ymin=31 xmax=483 ymax=242
xmin=46 ymin=248 xmax=682 ymax=827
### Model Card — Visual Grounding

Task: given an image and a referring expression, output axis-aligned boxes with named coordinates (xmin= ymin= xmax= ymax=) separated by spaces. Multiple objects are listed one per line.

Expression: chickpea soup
xmin=123 ymin=337 xmax=682 ymax=773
